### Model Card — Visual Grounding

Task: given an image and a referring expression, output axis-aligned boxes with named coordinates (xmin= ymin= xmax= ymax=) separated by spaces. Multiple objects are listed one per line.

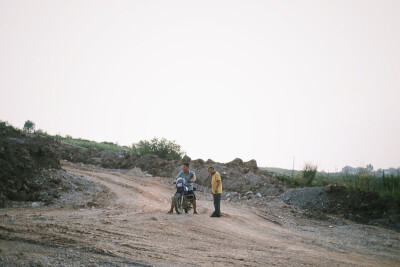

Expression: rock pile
xmin=0 ymin=125 xmax=65 ymax=206
xmin=281 ymin=185 xmax=400 ymax=230
xmin=55 ymin=144 xmax=138 ymax=169
xmin=53 ymin=142 xmax=283 ymax=194
xmin=180 ymin=156 xmax=284 ymax=195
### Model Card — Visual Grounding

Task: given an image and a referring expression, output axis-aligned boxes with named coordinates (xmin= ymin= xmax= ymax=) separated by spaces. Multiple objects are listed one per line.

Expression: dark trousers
xmin=213 ymin=193 xmax=221 ymax=216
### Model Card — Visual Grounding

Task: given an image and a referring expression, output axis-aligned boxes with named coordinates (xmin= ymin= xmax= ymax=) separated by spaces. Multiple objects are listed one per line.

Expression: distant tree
xmin=302 ymin=163 xmax=318 ymax=186
xmin=366 ymin=164 xmax=374 ymax=172
xmin=132 ymin=138 xmax=183 ymax=160
xmin=23 ymin=120 xmax=35 ymax=133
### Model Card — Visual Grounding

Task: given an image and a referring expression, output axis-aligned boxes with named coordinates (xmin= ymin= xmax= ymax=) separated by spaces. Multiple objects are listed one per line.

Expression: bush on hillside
xmin=302 ymin=163 xmax=318 ymax=186
xmin=132 ymin=138 xmax=183 ymax=160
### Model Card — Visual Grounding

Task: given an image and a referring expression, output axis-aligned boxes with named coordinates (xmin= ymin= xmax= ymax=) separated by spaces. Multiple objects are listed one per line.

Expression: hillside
xmin=1 ymin=121 xmax=400 ymax=266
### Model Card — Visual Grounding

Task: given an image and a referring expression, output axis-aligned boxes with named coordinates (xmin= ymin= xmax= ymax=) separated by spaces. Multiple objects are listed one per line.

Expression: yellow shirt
xmin=211 ymin=172 xmax=222 ymax=194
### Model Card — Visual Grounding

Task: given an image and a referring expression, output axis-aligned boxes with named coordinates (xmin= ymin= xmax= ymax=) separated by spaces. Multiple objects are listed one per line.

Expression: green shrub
xmin=132 ymin=137 xmax=183 ymax=160
xmin=33 ymin=129 xmax=50 ymax=137
xmin=383 ymin=174 xmax=399 ymax=193
xmin=302 ymin=163 xmax=317 ymax=186
xmin=0 ymin=121 xmax=20 ymax=133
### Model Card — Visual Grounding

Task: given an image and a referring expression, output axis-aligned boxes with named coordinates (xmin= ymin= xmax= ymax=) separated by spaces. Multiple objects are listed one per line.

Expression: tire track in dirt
xmin=64 ymin=166 xmax=168 ymax=212
xmin=1 ymin=162 xmax=400 ymax=266
xmin=58 ymin=162 xmax=400 ymax=266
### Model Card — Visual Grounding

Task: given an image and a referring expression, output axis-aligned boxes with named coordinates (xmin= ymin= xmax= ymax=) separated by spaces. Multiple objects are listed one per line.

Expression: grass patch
xmin=274 ymin=170 xmax=400 ymax=201
xmin=55 ymin=135 xmax=131 ymax=152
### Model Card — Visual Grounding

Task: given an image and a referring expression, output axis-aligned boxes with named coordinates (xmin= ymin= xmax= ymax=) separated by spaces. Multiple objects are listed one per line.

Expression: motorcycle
xmin=174 ymin=178 xmax=195 ymax=214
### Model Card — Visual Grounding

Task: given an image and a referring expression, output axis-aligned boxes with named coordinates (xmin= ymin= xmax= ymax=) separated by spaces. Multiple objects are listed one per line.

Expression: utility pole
xmin=292 ymin=156 xmax=295 ymax=179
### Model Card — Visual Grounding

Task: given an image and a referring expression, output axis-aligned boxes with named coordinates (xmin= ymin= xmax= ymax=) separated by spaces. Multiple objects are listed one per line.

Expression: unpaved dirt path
xmin=1 ymin=162 xmax=399 ymax=266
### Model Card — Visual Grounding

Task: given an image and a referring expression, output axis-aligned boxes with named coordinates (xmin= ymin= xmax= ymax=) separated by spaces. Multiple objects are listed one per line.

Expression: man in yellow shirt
xmin=208 ymin=166 xmax=222 ymax=217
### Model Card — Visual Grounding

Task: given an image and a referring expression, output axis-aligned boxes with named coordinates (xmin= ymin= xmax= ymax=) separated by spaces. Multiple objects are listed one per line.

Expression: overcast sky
xmin=1 ymin=0 xmax=399 ymax=171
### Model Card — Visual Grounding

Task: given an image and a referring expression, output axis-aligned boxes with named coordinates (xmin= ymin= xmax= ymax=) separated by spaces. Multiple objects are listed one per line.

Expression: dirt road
xmin=1 ymin=162 xmax=399 ymax=266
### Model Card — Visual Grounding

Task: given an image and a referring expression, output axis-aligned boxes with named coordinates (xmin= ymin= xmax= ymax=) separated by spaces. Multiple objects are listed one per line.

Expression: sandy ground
xmin=1 ymin=161 xmax=399 ymax=266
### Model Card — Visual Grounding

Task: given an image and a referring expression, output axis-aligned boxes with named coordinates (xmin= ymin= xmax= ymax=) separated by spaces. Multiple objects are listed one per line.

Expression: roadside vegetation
xmin=1 ymin=120 xmax=184 ymax=160
xmin=264 ymin=163 xmax=400 ymax=200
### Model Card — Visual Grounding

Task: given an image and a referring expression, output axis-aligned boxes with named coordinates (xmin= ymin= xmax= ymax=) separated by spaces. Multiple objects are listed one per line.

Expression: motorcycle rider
xmin=167 ymin=162 xmax=198 ymax=214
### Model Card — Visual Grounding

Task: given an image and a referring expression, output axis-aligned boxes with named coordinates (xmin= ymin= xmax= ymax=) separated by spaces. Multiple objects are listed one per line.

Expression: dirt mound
xmin=121 ymin=154 xmax=283 ymax=194
xmin=51 ymin=138 xmax=283 ymax=194
xmin=99 ymin=150 xmax=138 ymax=169
xmin=56 ymin=143 xmax=102 ymax=165
xmin=0 ymin=125 xmax=63 ymax=205
xmin=55 ymin=143 xmax=138 ymax=169
xmin=184 ymin=157 xmax=284 ymax=195
xmin=324 ymin=185 xmax=400 ymax=228
xmin=134 ymin=154 xmax=178 ymax=177
xmin=282 ymin=185 xmax=400 ymax=230
xmin=282 ymin=187 xmax=329 ymax=211
xmin=55 ymin=145 xmax=284 ymax=194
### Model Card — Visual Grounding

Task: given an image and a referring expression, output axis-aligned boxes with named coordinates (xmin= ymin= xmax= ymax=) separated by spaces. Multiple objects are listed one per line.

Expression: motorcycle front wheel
xmin=174 ymin=193 xmax=184 ymax=214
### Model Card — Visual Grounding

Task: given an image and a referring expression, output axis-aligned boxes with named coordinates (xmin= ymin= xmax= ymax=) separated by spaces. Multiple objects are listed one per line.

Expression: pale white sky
xmin=1 ymin=0 xmax=399 ymax=171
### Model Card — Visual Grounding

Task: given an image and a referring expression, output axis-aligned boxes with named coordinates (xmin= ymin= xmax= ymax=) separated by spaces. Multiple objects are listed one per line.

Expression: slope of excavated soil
xmin=1 ymin=162 xmax=399 ymax=266
xmin=54 ymin=143 xmax=283 ymax=194
xmin=281 ymin=185 xmax=400 ymax=230
xmin=0 ymin=126 xmax=62 ymax=205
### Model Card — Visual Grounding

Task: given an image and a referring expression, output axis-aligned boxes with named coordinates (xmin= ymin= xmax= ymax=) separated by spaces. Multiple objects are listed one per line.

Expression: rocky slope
xmin=0 ymin=124 xmax=63 ymax=206
xmin=52 ymin=142 xmax=283 ymax=194
xmin=1 ymin=128 xmax=399 ymax=230
xmin=281 ymin=184 xmax=400 ymax=230
xmin=180 ymin=156 xmax=284 ymax=196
